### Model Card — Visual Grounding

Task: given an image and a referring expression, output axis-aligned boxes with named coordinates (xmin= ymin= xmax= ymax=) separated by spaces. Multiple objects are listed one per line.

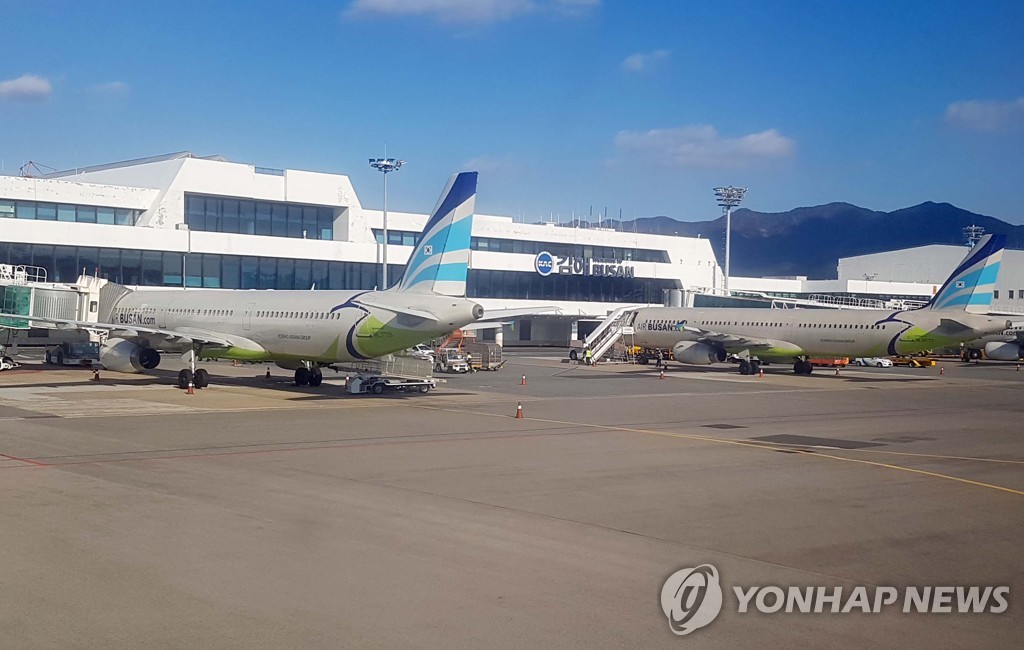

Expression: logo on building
xmin=533 ymin=252 xmax=635 ymax=278
xmin=535 ymin=251 xmax=555 ymax=276
xmin=660 ymin=564 xmax=723 ymax=636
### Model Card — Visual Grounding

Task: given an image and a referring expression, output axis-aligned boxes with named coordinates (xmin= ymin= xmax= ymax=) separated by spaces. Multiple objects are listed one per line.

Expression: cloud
xmin=614 ymin=125 xmax=795 ymax=168
xmin=944 ymin=97 xmax=1024 ymax=132
xmin=343 ymin=0 xmax=597 ymax=23
xmin=0 ymin=74 xmax=52 ymax=103
xmin=88 ymin=81 xmax=131 ymax=97
xmin=622 ymin=49 xmax=669 ymax=73
xmin=462 ymin=154 xmax=518 ymax=175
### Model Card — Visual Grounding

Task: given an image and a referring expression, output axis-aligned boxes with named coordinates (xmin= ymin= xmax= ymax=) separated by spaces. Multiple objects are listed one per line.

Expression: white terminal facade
xmin=2 ymin=152 xmax=1020 ymax=347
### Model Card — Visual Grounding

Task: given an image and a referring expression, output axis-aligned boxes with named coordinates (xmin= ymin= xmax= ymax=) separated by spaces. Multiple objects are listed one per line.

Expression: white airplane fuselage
xmin=111 ymin=288 xmax=483 ymax=365
xmin=632 ymin=306 xmax=1012 ymax=361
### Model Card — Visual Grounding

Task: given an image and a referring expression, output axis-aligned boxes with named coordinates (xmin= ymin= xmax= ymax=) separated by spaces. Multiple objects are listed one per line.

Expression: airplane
xmin=628 ymin=234 xmax=1022 ymax=375
xmin=0 ymin=171 xmax=485 ymax=388
xmin=960 ymin=325 xmax=1024 ymax=362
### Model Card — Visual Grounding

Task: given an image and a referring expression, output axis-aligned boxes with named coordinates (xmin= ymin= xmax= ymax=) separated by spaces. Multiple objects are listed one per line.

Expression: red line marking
xmin=0 ymin=453 xmax=47 ymax=467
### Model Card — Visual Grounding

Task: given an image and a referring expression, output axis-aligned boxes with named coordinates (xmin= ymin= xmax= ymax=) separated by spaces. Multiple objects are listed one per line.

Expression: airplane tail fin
xmin=394 ymin=171 xmax=477 ymax=296
xmin=924 ymin=234 xmax=1005 ymax=312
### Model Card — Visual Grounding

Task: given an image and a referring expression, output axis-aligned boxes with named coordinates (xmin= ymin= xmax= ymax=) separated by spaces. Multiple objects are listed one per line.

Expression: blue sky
xmin=2 ymin=0 xmax=1023 ymax=223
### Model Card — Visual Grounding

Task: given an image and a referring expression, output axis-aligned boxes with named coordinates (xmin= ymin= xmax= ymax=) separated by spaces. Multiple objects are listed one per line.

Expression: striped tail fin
xmin=925 ymin=234 xmax=1005 ymax=312
xmin=395 ymin=171 xmax=477 ymax=296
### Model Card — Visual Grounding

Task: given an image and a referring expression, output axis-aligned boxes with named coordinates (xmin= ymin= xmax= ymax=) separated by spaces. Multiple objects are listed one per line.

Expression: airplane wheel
xmin=177 ymin=369 xmax=193 ymax=389
xmin=750 ymin=360 xmax=761 ymax=375
xmin=309 ymin=368 xmax=323 ymax=387
xmin=738 ymin=359 xmax=752 ymax=375
xmin=194 ymin=368 xmax=210 ymax=388
xmin=295 ymin=367 xmax=311 ymax=386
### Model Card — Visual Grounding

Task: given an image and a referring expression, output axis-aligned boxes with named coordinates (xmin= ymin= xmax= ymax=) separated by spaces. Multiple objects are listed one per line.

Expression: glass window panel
xmin=329 ymin=261 xmax=346 ymax=289
xmin=115 ymin=208 xmax=133 ymax=226
xmin=287 ymin=206 xmax=303 ymax=238
xmin=184 ymin=254 xmax=202 ymax=287
xmin=36 ymin=203 xmax=57 ymax=221
xmin=373 ymin=230 xmax=384 ymax=244
xmin=240 ymin=256 xmax=259 ymax=289
xmin=276 ymin=258 xmax=295 ymax=290
xmin=31 ymin=245 xmax=55 ymax=278
xmin=8 ymin=243 xmax=31 ymax=267
xmin=388 ymin=231 xmax=402 ymax=245
xmin=239 ymin=201 xmax=256 ymax=235
xmin=221 ymin=255 xmax=240 ymax=289
xmin=99 ymin=248 xmax=121 ymax=281
xmin=202 ymin=254 xmax=221 ymax=288
xmin=120 ymin=249 xmax=142 ymax=285
xmin=222 ymin=199 xmax=239 ymax=234
xmin=54 ymin=246 xmax=77 ymax=283
xmin=163 ymin=252 xmax=183 ymax=286
xmin=311 ymin=260 xmax=328 ymax=290
xmin=77 ymin=247 xmax=99 ymax=276
xmin=294 ymin=259 xmax=312 ymax=290
xmin=15 ymin=202 xmax=36 ymax=219
xmin=271 ymin=204 xmax=287 ymax=237
xmin=76 ymin=206 xmax=97 ymax=223
xmin=360 ymin=263 xmax=375 ymax=290
xmin=259 ymin=257 xmax=276 ymax=289
xmin=204 ymin=197 xmax=220 ymax=232
xmin=302 ymin=207 xmax=318 ymax=239
xmin=96 ymin=207 xmax=116 ymax=225
xmin=255 ymin=202 xmax=272 ymax=236
xmin=318 ymin=208 xmax=334 ymax=241
xmin=0 ymin=200 xmax=14 ymax=218
xmin=141 ymin=251 xmax=162 ymax=286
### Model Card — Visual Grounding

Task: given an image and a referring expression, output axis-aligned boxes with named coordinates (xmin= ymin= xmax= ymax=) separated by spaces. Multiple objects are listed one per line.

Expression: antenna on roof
xmin=19 ymin=161 xmax=57 ymax=177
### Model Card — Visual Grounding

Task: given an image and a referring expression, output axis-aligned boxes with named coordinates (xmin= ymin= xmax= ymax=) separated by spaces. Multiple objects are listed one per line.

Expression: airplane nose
xmin=472 ymin=303 xmax=484 ymax=319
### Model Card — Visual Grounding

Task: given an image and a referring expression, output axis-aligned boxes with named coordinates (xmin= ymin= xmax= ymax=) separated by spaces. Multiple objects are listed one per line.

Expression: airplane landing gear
xmin=294 ymin=365 xmax=323 ymax=387
xmin=793 ymin=359 xmax=813 ymax=375
xmin=738 ymin=359 xmax=761 ymax=376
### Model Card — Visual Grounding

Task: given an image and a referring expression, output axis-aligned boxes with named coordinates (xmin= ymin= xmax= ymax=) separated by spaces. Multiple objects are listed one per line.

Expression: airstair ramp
xmin=585 ymin=306 xmax=640 ymax=362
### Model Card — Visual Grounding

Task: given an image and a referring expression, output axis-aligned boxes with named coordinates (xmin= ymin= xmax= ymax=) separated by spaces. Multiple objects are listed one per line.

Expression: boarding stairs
xmin=585 ymin=305 xmax=640 ymax=363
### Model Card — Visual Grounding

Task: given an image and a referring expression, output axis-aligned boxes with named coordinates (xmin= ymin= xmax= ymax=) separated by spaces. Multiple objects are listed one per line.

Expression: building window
xmin=994 ymin=290 xmax=999 ymax=299
xmin=0 ymin=200 xmax=139 ymax=226
xmin=185 ymin=193 xmax=335 ymax=241
xmin=1010 ymin=290 xmax=1015 ymax=300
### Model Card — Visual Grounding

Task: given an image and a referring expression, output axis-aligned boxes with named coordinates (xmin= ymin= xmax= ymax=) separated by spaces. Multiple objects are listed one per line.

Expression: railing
xmin=0 ymin=264 xmax=47 ymax=285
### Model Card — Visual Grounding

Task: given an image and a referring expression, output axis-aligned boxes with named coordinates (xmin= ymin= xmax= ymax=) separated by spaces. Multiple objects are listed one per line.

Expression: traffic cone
xmin=759 ymin=368 xmax=764 ymax=379
xmin=515 ymin=402 xmax=524 ymax=419
xmin=834 ymin=367 xmax=840 ymax=376
xmin=521 ymin=374 xmax=527 ymax=385
xmin=940 ymin=366 xmax=944 ymax=376
xmin=91 ymin=368 xmax=100 ymax=382
xmin=659 ymin=369 xmax=665 ymax=380
xmin=1017 ymin=364 xmax=1020 ymax=372
xmin=265 ymin=367 xmax=271 ymax=379
xmin=186 ymin=379 xmax=194 ymax=395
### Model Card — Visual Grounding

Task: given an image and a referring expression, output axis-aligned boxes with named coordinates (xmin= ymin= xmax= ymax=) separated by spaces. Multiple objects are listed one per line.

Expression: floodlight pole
xmin=369 ymin=152 xmax=405 ymax=289
xmin=714 ymin=186 xmax=747 ymax=294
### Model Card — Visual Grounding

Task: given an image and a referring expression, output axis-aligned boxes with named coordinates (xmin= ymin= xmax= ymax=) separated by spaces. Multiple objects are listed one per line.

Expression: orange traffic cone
xmin=940 ymin=366 xmax=944 ymax=376
xmin=834 ymin=367 xmax=840 ymax=376
xmin=659 ymin=369 xmax=665 ymax=380
xmin=186 ymin=379 xmax=195 ymax=395
xmin=265 ymin=368 xmax=271 ymax=379
xmin=91 ymin=368 xmax=100 ymax=382
xmin=515 ymin=402 xmax=524 ymax=419
xmin=759 ymin=368 xmax=764 ymax=379
xmin=521 ymin=374 xmax=527 ymax=385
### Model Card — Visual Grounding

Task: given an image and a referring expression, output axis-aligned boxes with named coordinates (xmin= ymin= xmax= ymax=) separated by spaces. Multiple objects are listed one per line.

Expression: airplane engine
xmin=100 ymin=338 xmax=161 ymax=373
xmin=984 ymin=341 xmax=1023 ymax=361
xmin=672 ymin=341 xmax=726 ymax=365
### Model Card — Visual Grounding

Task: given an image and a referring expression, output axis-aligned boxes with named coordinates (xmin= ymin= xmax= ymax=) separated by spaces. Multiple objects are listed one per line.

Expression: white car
xmin=853 ymin=357 xmax=893 ymax=368
xmin=406 ymin=344 xmax=435 ymax=362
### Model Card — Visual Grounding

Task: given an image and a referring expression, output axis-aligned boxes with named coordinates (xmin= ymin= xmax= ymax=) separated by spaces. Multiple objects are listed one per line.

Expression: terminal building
xmin=0 ymin=153 xmax=720 ymax=346
xmin=2 ymin=152 xmax=1020 ymax=350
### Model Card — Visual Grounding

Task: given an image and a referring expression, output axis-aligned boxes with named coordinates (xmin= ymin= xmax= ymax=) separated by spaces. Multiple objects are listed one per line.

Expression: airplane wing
xmin=480 ymin=306 xmax=562 ymax=320
xmin=0 ymin=313 xmax=234 ymax=347
xmin=678 ymin=323 xmax=790 ymax=353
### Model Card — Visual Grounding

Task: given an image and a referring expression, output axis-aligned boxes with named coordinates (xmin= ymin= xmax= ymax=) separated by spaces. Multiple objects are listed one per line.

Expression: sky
xmin=2 ymin=0 xmax=1024 ymax=223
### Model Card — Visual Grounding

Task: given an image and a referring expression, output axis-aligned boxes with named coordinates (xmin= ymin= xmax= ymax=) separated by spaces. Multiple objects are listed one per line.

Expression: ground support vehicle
xmin=891 ymin=355 xmax=936 ymax=368
xmin=463 ymin=342 xmax=504 ymax=371
xmin=434 ymin=348 xmax=470 ymax=373
xmin=343 ymin=355 xmax=438 ymax=395
xmin=45 ymin=341 xmax=101 ymax=367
